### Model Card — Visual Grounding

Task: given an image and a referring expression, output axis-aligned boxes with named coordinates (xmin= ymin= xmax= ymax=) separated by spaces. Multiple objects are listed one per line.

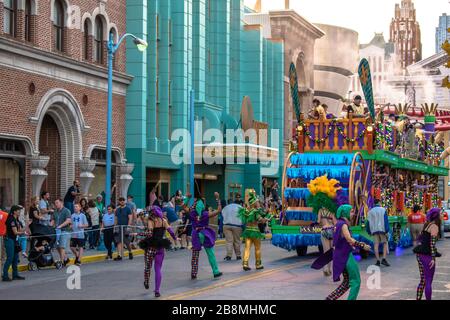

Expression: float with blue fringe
xmin=287 ymin=166 xmax=351 ymax=182
xmin=272 ymin=233 xmax=322 ymax=250
xmin=284 ymin=210 xmax=317 ymax=222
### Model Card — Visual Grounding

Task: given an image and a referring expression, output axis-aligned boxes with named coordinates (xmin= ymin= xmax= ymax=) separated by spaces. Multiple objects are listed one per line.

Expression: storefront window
xmin=90 ymin=149 xmax=119 ymax=203
xmin=228 ymin=184 xmax=242 ymax=202
xmin=0 ymin=159 xmax=20 ymax=210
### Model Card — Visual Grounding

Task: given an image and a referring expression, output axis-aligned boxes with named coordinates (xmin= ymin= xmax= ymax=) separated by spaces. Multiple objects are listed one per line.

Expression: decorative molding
xmin=119 ymin=163 xmax=134 ymax=198
xmin=314 ymin=90 xmax=344 ymax=101
xmin=85 ymin=144 xmax=125 ymax=164
xmin=0 ymin=133 xmax=37 ymax=155
xmin=30 ymin=88 xmax=90 ymax=131
xmin=30 ymin=155 xmax=50 ymax=197
xmin=79 ymin=156 xmax=96 ymax=196
xmin=81 ymin=12 xmax=93 ymax=35
xmin=0 ymin=37 xmax=132 ymax=95
xmin=314 ymin=64 xmax=354 ymax=77
xmin=268 ymin=10 xmax=325 ymax=39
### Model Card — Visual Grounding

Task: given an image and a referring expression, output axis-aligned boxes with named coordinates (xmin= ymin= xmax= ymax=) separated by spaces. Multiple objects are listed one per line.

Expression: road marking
xmin=380 ymin=291 xmax=399 ymax=297
xmin=162 ymin=261 xmax=310 ymax=300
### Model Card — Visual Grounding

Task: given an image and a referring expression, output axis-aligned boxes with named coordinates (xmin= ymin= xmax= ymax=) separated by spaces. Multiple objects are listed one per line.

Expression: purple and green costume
xmin=190 ymin=200 xmax=221 ymax=278
xmin=312 ymin=205 xmax=362 ymax=300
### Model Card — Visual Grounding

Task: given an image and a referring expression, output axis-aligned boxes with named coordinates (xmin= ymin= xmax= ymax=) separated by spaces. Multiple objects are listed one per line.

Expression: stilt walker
xmin=137 ymin=206 xmax=178 ymax=298
xmin=238 ymin=189 xmax=273 ymax=271
xmin=190 ymin=199 xmax=223 ymax=279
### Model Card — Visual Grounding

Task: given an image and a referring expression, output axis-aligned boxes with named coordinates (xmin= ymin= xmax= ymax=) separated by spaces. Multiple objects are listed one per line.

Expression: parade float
xmin=271 ymin=60 xmax=449 ymax=256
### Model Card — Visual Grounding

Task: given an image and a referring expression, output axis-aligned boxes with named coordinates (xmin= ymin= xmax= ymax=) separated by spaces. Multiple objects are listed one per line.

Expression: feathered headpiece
xmin=307 ymin=175 xmax=340 ymax=199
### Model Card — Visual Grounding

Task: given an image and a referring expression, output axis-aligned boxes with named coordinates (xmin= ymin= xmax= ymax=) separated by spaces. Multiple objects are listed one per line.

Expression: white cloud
xmin=244 ymin=0 xmax=449 ymax=58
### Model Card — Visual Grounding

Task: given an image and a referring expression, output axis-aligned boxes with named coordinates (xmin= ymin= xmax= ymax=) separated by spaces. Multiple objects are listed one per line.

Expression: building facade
xmin=0 ymin=0 xmax=132 ymax=210
xmin=126 ymin=0 xmax=284 ymax=207
xmin=313 ymin=23 xmax=359 ymax=115
xmin=243 ymin=7 xmax=324 ymax=167
xmin=385 ymin=51 xmax=450 ymax=109
xmin=350 ymin=33 xmax=398 ymax=105
xmin=436 ymin=13 xmax=450 ymax=54
xmin=389 ymin=0 xmax=422 ymax=71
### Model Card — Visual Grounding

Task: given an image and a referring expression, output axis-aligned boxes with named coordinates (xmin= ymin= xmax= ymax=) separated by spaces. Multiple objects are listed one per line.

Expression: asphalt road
xmin=1 ymin=235 xmax=450 ymax=300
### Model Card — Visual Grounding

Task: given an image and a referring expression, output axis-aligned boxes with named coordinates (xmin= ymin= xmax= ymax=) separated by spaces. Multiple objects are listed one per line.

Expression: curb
xmin=15 ymin=234 xmax=272 ymax=272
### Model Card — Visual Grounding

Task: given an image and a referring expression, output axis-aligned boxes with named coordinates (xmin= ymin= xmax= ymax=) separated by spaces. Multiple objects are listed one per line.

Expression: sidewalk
xmin=15 ymin=234 xmax=273 ymax=272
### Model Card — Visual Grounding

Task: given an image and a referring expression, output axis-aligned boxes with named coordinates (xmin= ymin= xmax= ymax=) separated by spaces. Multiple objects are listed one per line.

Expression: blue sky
xmin=244 ymin=0 xmax=449 ymax=58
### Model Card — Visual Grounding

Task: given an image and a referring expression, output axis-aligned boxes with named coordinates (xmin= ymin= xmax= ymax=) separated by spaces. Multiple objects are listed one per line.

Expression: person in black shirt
xmin=28 ymin=196 xmax=41 ymax=234
xmin=64 ymin=180 xmax=81 ymax=213
xmin=2 ymin=205 xmax=26 ymax=281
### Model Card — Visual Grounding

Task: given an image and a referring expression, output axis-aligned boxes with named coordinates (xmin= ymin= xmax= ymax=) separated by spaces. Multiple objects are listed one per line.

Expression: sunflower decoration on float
xmin=306 ymin=175 xmax=342 ymax=217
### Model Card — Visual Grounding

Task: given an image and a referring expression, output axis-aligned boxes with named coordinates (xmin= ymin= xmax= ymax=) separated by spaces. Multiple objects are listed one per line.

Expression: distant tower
xmin=285 ymin=0 xmax=290 ymax=9
xmin=436 ymin=13 xmax=450 ymax=54
xmin=389 ymin=0 xmax=422 ymax=71
xmin=254 ymin=0 xmax=261 ymax=12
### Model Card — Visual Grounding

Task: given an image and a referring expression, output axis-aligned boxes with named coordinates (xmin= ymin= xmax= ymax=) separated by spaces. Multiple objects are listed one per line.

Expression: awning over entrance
xmin=194 ymin=143 xmax=279 ymax=163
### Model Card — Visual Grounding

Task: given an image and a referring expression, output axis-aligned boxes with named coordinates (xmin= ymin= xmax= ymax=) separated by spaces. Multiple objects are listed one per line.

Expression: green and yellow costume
xmin=238 ymin=190 xmax=273 ymax=271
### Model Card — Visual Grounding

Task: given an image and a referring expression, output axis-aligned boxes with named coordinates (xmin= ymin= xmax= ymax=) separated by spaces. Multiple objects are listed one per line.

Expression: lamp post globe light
xmin=105 ymin=33 xmax=147 ymax=207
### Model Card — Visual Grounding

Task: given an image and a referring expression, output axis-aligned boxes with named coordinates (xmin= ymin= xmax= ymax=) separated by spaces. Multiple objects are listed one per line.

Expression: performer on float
xmin=189 ymin=198 xmax=223 ymax=280
xmin=238 ymin=189 xmax=273 ymax=271
xmin=137 ymin=206 xmax=178 ymax=297
xmin=413 ymin=208 xmax=442 ymax=300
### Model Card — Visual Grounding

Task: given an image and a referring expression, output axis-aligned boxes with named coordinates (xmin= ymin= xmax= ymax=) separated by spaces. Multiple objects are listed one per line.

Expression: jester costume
xmin=189 ymin=199 xmax=222 ymax=279
xmin=413 ymin=208 xmax=441 ymax=300
xmin=312 ymin=205 xmax=369 ymax=300
xmin=138 ymin=206 xmax=177 ymax=297
xmin=238 ymin=191 xmax=272 ymax=271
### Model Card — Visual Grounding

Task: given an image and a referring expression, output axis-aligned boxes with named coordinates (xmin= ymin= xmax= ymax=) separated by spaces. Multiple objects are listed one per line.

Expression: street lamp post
xmin=105 ymin=33 xmax=147 ymax=207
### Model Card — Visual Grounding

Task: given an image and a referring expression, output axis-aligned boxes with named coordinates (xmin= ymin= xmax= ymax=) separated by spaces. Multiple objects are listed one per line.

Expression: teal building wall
xmin=126 ymin=0 xmax=284 ymax=207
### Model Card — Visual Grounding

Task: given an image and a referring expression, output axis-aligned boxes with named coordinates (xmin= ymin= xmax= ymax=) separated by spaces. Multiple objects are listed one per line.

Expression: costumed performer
xmin=137 ymin=206 xmax=178 ymax=297
xmin=190 ymin=198 xmax=223 ymax=280
xmin=413 ymin=208 xmax=442 ymax=300
xmin=238 ymin=189 xmax=273 ymax=271
xmin=312 ymin=204 xmax=371 ymax=300
xmin=307 ymin=175 xmax=341 ymax=277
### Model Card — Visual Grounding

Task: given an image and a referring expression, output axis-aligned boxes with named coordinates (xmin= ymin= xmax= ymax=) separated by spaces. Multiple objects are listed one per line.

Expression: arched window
xmin=3 ymin=0 xmax=17 ymax=37
xmin=53 ymin=0 xmax=65 ymax=52
xmin=84 ymin=20 xmax=90 ymax=60
xmin=24 ymin=0 xmax=32 ymax=42
xmin=94 ymin=16 xmax=104 ymax=63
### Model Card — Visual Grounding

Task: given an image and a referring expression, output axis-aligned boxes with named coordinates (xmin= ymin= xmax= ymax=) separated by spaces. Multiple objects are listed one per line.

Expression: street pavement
xmin=1 ymin=235 xmax=450 ymax=300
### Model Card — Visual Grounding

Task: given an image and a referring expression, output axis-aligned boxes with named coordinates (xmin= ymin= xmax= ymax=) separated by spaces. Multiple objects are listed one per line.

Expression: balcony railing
xmin=296 ymin=113 xmax=444 ymax=167
xmin=297 ymin=113 xmax=374 ymax=154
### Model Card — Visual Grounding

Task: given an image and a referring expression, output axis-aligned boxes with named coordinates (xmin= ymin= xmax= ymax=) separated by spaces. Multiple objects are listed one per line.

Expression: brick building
xmin=389 ymin=0 xmax=422 ymax=71
xmin=0 ymin=0 xmax=133 ymax=210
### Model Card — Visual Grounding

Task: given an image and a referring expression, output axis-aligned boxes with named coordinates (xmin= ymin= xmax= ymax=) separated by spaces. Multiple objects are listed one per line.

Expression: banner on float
xmin=358 ymin=58 xmax=376 ymax=120
xmin=289 ymin=62 xmax=301 ymax=122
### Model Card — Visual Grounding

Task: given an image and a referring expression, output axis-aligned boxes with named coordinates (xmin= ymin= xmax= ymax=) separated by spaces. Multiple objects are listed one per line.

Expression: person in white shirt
xmin=221 ymin=201 xmax=243 ymax=261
